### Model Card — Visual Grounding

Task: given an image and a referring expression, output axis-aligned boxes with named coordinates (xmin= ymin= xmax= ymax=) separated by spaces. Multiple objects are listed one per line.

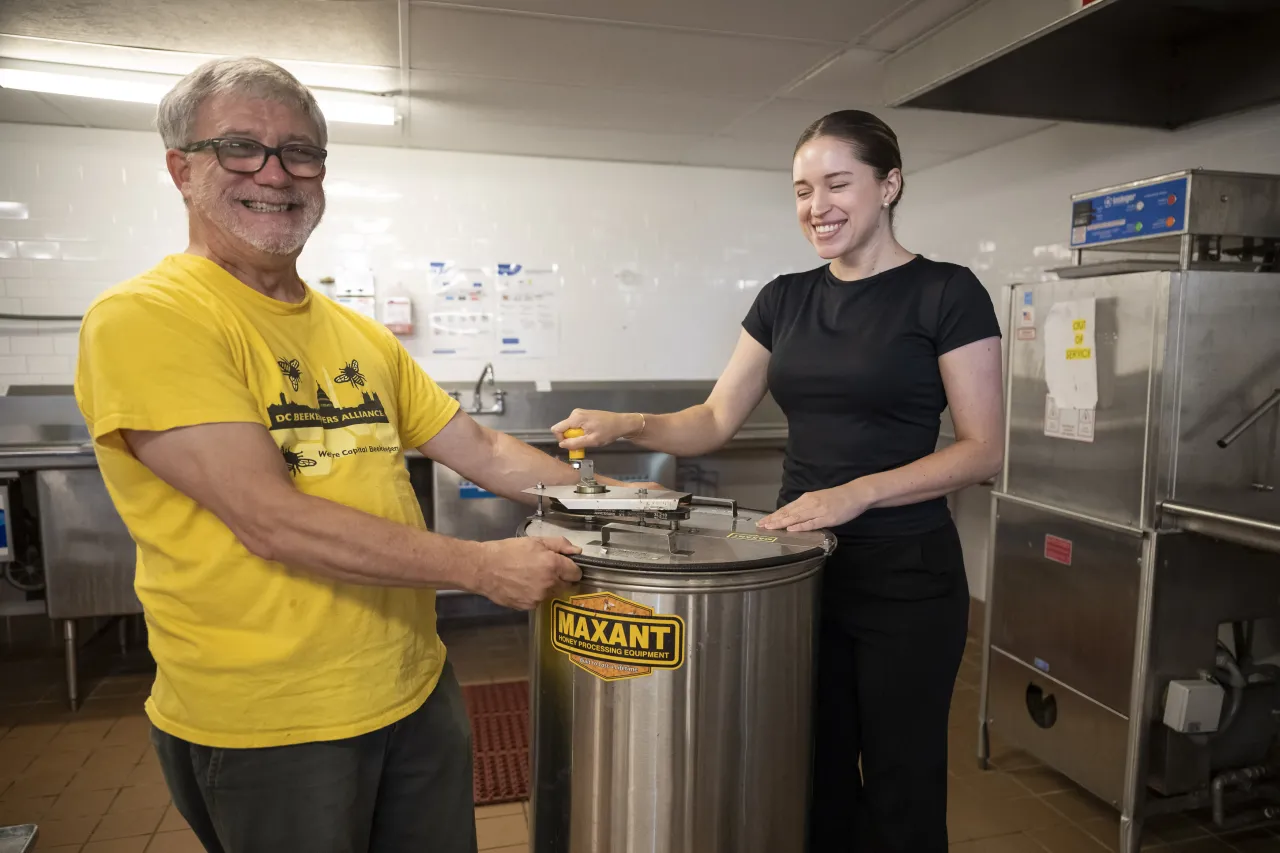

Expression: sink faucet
xmin=469 ymin=362 xmax=505 ymax=415
xmin=474 ymin=362 xmax=494 ymax=407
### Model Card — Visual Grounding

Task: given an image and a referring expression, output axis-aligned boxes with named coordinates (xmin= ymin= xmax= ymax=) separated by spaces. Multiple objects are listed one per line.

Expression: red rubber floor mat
xmin=463 ymin=680 xmax=530 ymax=806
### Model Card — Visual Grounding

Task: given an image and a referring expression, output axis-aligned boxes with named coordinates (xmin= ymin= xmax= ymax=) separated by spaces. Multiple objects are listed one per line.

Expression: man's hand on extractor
xmin=470 ymin=536 xmax=582 ymax=610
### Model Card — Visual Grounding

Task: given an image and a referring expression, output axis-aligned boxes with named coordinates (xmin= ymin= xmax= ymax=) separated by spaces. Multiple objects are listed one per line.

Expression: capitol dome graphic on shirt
xmin=265 ymin=359 xmax=402 ymax=478
xmin=268 ymin=384 xmax=390 ymax=430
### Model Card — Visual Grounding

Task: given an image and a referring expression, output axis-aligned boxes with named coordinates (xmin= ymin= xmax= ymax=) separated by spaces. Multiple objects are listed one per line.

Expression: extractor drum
xmin=520 ymin=484 xmax=834 ymax=853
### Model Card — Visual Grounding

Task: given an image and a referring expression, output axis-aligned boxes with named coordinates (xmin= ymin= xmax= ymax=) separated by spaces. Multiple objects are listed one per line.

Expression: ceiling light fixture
xmin=0 ymin=67 xmax=170 ymax=105
xmin=0 ymin=63 xmax=397 ymax=127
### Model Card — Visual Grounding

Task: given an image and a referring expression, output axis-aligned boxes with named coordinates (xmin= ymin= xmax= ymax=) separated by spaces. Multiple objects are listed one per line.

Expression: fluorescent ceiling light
xmin=0 ymin=67 xmax=169 ymax=104
xmin=0 ymin=63 xmax=396 ymax=127
xmin=0 ymin=35 xmax=397 ymax=93
xmin=313 ymin=94 xmax=396 ymax=126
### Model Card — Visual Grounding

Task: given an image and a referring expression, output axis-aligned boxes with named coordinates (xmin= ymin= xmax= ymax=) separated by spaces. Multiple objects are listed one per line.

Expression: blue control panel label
xmin=459 ymin=480 xmax=498 ymax=499
xmin=1069 ymin=175 xmax=1189 ymax=248
xmin=0 ymin=508 xmax=7 ymax=549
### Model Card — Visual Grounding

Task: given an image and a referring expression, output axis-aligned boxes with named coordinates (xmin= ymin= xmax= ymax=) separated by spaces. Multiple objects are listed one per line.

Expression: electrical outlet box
xmin=1163 ymin=679 xmax=1225 ymax=734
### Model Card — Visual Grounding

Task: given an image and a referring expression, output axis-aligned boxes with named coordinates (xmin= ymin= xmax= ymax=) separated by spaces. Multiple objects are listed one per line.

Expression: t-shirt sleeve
xmin=390 ymin=336 xmax=461 ymax=449
xmin=935 ymin=267 xmax=1002 ymax=356
xmin=741 ymin=278 xmax=782 ymax=351
xmin=75 ymin=293 xmax=264 ymax=441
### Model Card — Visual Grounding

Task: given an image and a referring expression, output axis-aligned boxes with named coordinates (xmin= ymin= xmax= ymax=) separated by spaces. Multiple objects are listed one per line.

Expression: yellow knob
xmin=564 ymin=428 xmax=585 ymax=460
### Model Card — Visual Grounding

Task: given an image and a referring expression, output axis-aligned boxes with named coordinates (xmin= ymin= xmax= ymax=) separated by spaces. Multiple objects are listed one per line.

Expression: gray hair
xmin=157 ymin=57 xmax=328 ymax=150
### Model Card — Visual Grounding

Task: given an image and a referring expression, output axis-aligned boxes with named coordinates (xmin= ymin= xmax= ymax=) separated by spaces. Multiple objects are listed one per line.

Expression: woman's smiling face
xmin=792 ymin=135 xmax=898 ymax=260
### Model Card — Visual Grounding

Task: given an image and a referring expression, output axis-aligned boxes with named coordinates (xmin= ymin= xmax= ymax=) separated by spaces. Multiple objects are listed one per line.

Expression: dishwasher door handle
xmin=1218 ymin=389 xmax=1280 ymax=448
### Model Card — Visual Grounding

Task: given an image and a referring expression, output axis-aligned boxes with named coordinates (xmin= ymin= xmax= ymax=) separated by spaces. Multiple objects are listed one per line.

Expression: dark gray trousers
xmin=152 ymin=660 xmax=477 ymax=853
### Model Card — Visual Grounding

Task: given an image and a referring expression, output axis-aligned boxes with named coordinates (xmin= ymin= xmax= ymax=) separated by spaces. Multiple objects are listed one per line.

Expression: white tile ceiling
xmin=408 ymin=71 xmax=756 ymax=135
xmin=0 ymin=0 xmax=1053 ymax=173
xmin=422 ymin=0 xmax=909 ymax=42
xmin=0 ymin=0 xmax=402 ymax=66
xmin=406 ymin=6 xmax=837 ymax=98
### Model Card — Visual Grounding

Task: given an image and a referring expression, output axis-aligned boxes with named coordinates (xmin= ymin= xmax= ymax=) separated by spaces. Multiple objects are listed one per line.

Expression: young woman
xmin=551 ymin=110 xmax=1004 ymax=851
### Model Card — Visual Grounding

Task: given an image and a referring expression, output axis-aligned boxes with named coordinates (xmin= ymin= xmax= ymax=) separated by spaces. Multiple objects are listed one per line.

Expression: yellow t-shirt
xmin=74 ymin=253 xmax=461 ymax=748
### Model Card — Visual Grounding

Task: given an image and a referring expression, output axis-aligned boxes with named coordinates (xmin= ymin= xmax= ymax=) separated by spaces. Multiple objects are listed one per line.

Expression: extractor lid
xmin=884 ymin=0 xmax=1280 ymax=130
xmin=521 ymin=498 xmax=834 ymax=572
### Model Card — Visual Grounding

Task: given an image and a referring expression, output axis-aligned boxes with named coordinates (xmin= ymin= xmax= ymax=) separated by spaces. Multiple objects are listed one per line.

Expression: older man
xmin=74 ymin=57 xmax=620 ymax=853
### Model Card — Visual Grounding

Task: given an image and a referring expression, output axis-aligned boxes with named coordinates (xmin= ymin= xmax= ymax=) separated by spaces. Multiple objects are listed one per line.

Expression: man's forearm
xmin=247 ymin=487 xmax=485 ymax=589
xmin=476 ymin=431 xmax=666 ymax=494
xmin=466 ymin=430 xmax=590 ymax=504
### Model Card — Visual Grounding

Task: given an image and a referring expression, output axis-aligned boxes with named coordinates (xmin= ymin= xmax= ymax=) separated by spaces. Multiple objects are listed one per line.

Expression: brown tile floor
xmin=2 ymin=617 xmax=1278 ymax=852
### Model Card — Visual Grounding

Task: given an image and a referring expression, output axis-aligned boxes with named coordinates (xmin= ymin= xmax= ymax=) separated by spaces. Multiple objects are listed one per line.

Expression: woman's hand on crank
xmin=552 ymin=409 xmax=643 ymax=451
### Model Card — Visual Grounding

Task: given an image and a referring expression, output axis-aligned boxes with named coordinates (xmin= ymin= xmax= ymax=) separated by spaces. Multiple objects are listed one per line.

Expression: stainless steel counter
xmin=0 ymin=393 xmax=95 ymax=469
xmin=0 ymin=825 xmax=36 ymax=853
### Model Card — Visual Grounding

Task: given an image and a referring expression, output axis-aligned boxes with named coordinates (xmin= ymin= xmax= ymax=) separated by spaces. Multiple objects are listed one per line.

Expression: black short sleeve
xmin=935 ymin=268 xmax=1001 ymax=356
xmin=749 ymin=257 xmax=996 ymax=539
xmin=741 ymin=277 xmax=783 ymax=352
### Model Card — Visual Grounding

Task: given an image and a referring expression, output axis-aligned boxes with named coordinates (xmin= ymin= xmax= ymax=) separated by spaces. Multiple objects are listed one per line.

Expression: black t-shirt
xmin=742 ymin=256 xmax=1000 ymax=539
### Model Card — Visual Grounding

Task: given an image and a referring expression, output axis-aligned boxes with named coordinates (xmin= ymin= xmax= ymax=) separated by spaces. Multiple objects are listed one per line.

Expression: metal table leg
xmin=1119 ymin=814 xmax=1144 ymax=853
xmin=976 ymin=490 xmax=1000 ymax=771
xmin=1119 ymin=534 xmax=1158 ymax=853
xmin=63 ymin=619 xmax=78 ymax=711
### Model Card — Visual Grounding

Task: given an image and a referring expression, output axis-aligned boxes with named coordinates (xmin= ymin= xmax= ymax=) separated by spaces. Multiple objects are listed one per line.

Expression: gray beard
xmin=191 ymin=183 xmax=325 ymax=256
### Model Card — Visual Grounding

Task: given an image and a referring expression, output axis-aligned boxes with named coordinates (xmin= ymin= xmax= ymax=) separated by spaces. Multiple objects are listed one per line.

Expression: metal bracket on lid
xmin=691 ymin=495 xmax=738 ymax=517
xmin=599 ymin=523 xmax=678 ymax=554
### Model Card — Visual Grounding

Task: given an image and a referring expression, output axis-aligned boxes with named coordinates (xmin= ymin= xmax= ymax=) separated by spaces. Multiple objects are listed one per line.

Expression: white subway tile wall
xmin=3 ymin=107 xmax=1280 ymax=390
xmin=10 ymin=336 xmax=53 ymax=354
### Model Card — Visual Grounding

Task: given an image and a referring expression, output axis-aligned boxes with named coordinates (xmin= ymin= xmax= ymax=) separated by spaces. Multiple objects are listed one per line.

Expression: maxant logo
xmin=551 ymin=592 xmax=685 ymax=681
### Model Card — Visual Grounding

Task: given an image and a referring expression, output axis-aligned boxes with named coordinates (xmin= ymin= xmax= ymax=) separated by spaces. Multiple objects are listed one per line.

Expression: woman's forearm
xmin=859 ymin=438 xmax=1002 ymax=511
xmin=625 ymin=404 xmax=735 ymax=457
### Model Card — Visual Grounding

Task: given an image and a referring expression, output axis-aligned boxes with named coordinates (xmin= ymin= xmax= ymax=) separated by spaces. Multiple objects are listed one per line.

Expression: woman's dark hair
xmin=794 ymin=110 xmax=904 ymax=215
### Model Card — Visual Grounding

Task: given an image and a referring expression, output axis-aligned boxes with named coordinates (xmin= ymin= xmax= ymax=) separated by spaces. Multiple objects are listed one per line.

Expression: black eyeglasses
xmin=180 ymin=137 xmax=327 ymax=179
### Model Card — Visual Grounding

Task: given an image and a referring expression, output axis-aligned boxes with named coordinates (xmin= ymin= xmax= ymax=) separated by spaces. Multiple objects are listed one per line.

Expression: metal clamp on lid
xmin=691 ymin=495 xmax=738 ymax=517
xmin=598 ymin=522 xmax=681 ymax=554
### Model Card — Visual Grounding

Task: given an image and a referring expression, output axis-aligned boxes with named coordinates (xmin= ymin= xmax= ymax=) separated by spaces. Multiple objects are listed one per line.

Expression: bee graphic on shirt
xmin=281 ymin=447 xmax=317 ymax=477
xmin=334 ymin=360 xmax=367 ymax=389
xmin=277 ymin=358 xmax=302 ymax=391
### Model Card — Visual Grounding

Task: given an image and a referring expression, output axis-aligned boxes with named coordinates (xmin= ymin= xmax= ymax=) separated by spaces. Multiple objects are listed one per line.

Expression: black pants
xmin=809 ymin=520 xmax=970 ymax=853
xmin=152 ymin=660 xmax=477 ymax=853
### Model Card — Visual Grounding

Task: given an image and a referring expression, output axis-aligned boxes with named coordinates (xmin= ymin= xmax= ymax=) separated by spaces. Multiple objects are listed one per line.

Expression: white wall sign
xmin=1044 ymin=297 xmax=1098 ymax=411
xmin=427 ymin=262 xmax=494 ymax=358
xmin=1044 ymin=395 xmax=1095 ymax=443
xmin=494 ymin=263 xmax=560 ymax=359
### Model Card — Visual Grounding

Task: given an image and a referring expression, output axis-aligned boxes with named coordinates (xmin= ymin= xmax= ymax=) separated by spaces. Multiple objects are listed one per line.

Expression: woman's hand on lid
xmin=552 ymin=409 xmax=643 ymax=451
xmin=756 ymin=480 xmax=875 ymax=532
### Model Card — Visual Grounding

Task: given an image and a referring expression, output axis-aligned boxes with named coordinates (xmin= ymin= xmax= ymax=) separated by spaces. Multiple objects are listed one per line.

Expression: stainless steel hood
xmin=883 ymin=0 xmax=1280 ymax=129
